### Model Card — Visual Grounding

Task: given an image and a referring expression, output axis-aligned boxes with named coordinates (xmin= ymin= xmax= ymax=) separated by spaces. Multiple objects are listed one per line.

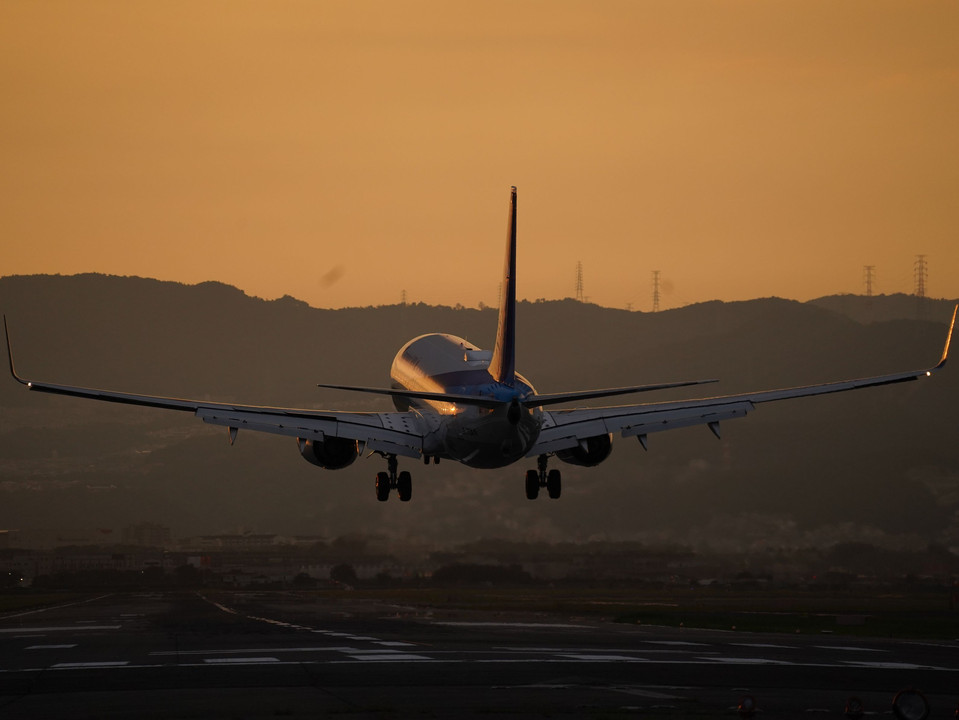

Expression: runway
xmin=2 ymin=591 xmax=957 ymax=718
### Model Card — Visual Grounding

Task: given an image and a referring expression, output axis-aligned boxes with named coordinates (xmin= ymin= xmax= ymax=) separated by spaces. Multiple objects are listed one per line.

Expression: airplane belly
xmin=445 ymin=412 xmax=540 ymax=469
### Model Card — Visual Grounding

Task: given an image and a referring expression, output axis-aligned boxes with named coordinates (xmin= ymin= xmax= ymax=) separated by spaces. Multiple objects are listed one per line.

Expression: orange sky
xmin=2 ymin=1 xmax=958 ymax=311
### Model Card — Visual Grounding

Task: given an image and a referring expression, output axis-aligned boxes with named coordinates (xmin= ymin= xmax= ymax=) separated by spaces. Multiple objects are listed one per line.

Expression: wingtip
xmin=4 ymin=314 xmax=28 ymax=385
xmin=936 ymin=304 xmax=957 ymax=370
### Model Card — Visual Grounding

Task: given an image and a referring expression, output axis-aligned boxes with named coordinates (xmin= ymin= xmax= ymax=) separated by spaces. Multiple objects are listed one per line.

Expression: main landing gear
xmin=525 ymin=454 xmax=561 ymax=500
xmin=375 ymin=454 xmax=412 ymax=502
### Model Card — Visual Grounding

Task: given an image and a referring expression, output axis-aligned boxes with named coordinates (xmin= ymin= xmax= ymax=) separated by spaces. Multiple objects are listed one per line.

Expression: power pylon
xmin=652 ymin=270 xmax=661 ymax=313
xmin=914 ymin=255 xmax=927 ymax=299
xmin=863 ymin=266 xmax=875 ymax=297
xmin=575 ymin=261 xmax=584 ymax=302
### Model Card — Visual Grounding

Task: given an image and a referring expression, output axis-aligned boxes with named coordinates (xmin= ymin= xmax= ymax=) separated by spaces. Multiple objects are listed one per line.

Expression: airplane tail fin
xmin=489 ymin=186 xmax=517 ymax=387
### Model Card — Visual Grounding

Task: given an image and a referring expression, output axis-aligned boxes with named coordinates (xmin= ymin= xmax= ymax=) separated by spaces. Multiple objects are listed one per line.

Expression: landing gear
xmin=525 ymin=455 xmax=561 ymax=500
xmin=374 ymin=455 xmax=413 ymax=502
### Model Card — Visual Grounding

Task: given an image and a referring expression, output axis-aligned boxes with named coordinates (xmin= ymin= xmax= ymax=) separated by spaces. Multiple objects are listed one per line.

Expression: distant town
xmin=3 ymin=523 xmax=958 ymax=593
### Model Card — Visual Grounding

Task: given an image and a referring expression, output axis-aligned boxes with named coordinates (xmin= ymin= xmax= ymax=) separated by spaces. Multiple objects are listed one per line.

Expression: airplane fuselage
xmin=390 ymin=333 xmax=541 ymax=468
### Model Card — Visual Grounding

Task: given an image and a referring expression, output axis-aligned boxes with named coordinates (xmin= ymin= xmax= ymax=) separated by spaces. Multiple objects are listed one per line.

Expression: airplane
xmin=4 ymin=187 xmax=956 ymax=503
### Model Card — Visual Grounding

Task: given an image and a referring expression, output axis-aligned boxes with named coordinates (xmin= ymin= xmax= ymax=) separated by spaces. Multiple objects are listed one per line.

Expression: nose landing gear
xmin=525 ymin=454 xmax=561 ymax=500
xmin=375 ymin=454 xmax=413 ymax=502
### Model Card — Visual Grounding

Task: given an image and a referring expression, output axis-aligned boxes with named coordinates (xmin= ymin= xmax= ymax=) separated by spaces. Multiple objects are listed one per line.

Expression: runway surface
xmin=1 ymin=590 xmax=957 ymax=718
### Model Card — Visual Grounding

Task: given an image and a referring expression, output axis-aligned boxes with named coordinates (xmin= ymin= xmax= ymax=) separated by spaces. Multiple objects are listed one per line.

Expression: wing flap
xmin=530 ymin=400 xmax=755 ymax=456
xmin=196 ymin=407 xmax=423 ymax=455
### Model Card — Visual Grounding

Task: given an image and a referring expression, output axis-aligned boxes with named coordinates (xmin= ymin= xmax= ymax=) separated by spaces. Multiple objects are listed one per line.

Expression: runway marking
xmin=0 ymin=625 xmax=120 ymax=633
xmin=203 ymin=657 xmax=281 ymax=664
xmin=814 ymin=645 xmax=886 ymax=653
xmin=701 ymin=656 xmax=795 ymax=665
xmin=52 ymin=661 xmax=129 ymax=668
xmin=841 ymin=660 xmax=957 ymax=671
xmin=198 ymin=594 xmax=238 ymax=615
xmin=0 ymin=594 xmax=113 ymax=619
xmin=609 ymin=686 xmax=687 ymax=700
xmin=150 ymin=646 xmax=357 ymax=656
xmin=313 ymin=631 xmax=377 ymax=640
xmin=434 ymin=622 xmax=591 ymax=629
xmin=557 ymin=654 xmax=647 ymax=662
xmin=732 ymin=643 xmax=797 ymax=649
xmin=377 ymin=641 xmax=416 ymax=647
xmin=499 ymin=646 xmax=713 ymax=656
xmin=246 ymin=616 xmax=309 ymax=629
xmin=643 ymin=640 xmax=709 ymax=647
xmin=25 ymin=644 xmax=77 ymax=650
xmin=341 ymin=653 xmax=432 ymax=661
xmin=342 ymin=649 xmax=411 ymax=654
xmin=341 ymin=649 xmax=431 ymax=661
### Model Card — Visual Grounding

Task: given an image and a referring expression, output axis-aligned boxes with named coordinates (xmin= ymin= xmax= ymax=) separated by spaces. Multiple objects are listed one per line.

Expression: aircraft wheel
xmin=397 ymin=471 xmax=412 ymax=502
xmin=525 ymin=469 xmax=539 ymax=500
xmin=546 ymin=469 xmax=562 ymax=499
xmin=375 ymin=471 xmax=391 ymax=502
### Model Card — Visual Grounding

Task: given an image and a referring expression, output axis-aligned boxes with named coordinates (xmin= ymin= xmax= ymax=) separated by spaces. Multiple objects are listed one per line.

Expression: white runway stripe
xmin=0 ymin=626 xmax=119 ymax=633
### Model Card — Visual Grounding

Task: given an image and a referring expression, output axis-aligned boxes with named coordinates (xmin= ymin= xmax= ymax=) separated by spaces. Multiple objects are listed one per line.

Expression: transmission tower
xmin=914 ymin=255 xmax=927 ymax=298
xmin=652 ymin=270 xmax=661 ymax=313
xmin=575 ymin=261 xmax=584 ymax=302
xmin=862 ymin=266 xmax=875 ymax=297
xmin=401 ymin=289 xmax=407 ymax=306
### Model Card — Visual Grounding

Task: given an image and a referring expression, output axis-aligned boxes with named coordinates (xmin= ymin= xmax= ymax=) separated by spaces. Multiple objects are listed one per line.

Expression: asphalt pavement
xmin=1 ymin=590 xmax=957 ymax=718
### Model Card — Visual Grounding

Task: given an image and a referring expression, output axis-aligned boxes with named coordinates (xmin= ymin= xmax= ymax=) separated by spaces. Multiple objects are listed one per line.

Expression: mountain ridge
xmin=1 ymin=273 xmax=956 ymax=551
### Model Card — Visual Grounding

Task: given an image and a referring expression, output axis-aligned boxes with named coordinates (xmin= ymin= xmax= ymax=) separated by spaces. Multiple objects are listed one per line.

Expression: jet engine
xmin=555 ymin=433 xmax=613 ymax=467
xmin=297 ymin=436 xmax=358 ymax=470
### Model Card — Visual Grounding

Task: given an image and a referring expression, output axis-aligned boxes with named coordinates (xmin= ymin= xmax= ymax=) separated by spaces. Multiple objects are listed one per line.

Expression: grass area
xmin=5 ymin=584 xmax=957 ymax=640
xmin=614 ymin=607 xmax=959 ymax=638
xmin=292 ymin=584 xmax=959 ymax=640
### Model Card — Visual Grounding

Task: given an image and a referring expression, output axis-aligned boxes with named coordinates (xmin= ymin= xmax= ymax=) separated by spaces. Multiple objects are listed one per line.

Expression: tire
xmin=525 ymin=469 xmax=540 ymax=500
xmin=397 ymin=471 xmax=412 ymax=502
xmin=375 ymin=471 xmax=391 ymax=502
xmin=546 ymin=469 xmax=562 ymax=499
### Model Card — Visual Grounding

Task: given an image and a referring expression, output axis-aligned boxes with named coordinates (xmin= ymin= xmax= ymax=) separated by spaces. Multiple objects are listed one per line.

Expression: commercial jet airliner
xmin=5 ymin=187 xmax=956 ymax=502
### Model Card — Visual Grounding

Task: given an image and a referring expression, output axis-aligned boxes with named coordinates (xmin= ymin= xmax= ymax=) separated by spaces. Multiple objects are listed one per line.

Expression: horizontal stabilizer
xmin=316 ymin=383 xmax=504 ymax=409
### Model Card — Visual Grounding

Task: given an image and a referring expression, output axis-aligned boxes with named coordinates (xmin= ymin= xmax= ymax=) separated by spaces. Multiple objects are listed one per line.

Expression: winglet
xmin=935 ymin=304 xmax=957 ymax=370
xmin=3 ymin=316 xmax=29 ymax=386
xmin=489 ymin=186 xmax=518 ymax=387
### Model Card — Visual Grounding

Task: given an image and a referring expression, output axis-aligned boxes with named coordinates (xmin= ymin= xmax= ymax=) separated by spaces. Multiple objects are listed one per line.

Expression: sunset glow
xmin=2 ymin=1 xmax=957 ymax=310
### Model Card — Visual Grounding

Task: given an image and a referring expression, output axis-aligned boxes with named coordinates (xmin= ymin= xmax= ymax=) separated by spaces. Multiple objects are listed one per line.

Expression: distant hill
xmin=1 ymin=274 xmax=957 ymax=551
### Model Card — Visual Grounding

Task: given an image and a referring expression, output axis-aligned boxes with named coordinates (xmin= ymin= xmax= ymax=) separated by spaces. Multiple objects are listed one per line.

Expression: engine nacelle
xmin=297 ymin=436 xmax=358 ymax=470
xmin=555 ymin=433 xmax=613 ymax=467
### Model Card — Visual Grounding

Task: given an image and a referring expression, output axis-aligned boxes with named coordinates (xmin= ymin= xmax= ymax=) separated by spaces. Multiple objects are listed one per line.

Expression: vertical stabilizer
xmin=489 ymin=186 xmax=517 ymax=386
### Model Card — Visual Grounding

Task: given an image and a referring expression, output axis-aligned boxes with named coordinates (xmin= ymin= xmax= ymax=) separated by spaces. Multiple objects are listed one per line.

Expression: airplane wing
xmin=4 ymin=318 xmax=424 ymax=459
xmin=528 ymin=305 xmax=956 ymax=457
